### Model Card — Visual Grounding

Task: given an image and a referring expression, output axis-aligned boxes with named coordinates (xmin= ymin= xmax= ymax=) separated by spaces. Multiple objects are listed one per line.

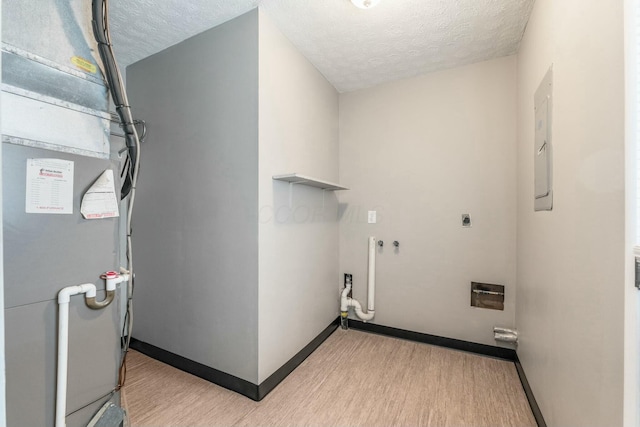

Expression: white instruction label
xmin=25 ymin=158 xmax=74 ymax=214
xmin=81 ymin=169 xmax=120 ymax=219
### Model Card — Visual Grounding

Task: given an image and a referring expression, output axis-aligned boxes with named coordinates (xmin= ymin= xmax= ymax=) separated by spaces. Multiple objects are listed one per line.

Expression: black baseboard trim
xmin=131 ymin=318 xmax=546 ymax=426
xmin=347 ymin=320 xmax=517 ymax=360
xmin=129 ymin=337 xmax=260 ymax=400
xmin=347 ymin=320 xmax=547 ymax=427
xmin=130 ymin=317 xmax=339 ymax=402
xmin=514 ymin=355 xmax=547 ymax=427
xmin=257 ymin=317 xmax=340 ymax=400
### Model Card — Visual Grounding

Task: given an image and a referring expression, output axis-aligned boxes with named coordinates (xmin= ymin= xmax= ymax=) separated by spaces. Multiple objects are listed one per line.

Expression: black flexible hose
xmin=91 ymin=0 xmax=139 ymax=199
xmin=90 ymin=0 xmax=140 ymax=390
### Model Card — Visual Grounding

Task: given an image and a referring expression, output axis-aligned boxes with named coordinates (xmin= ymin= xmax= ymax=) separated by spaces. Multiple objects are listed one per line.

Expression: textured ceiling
xmin=109 ymin=0 xmax=534 ymax=93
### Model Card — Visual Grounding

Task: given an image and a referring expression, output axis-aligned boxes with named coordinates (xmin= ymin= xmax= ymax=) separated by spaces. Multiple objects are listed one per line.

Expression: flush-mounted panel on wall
xmin=534 ymin=66 xmax=553 ymax=211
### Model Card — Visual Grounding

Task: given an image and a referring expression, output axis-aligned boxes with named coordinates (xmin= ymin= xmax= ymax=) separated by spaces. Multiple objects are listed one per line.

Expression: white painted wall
xmin=338 ymin=56 xmax=517 ymax=347
xmin=128 ymin=9 xmax=340 ymax=386
xmin=257 ymin=10 xmax=340 ymax=383
xmin=624 ymin=1 xmax=640 ymax=425
xmin=516 ymin=0 xmax=626 ymax=425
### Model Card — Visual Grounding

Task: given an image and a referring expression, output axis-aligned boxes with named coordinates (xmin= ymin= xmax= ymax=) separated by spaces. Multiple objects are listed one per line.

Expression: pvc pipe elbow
xmin=354 ymin=305 xmax=374 ymax=321
xmin=58 ymin=288 xmax=75 ymax=304
xmin=82 ymin=284 xmax=97 ymax=299
xmin=57 ymin=284 xmax=95 ymax=304
xmin=350 ymin=298 xmax=375 ymax=321
xmin=83 ymin=270 xmax=129 ymax=309
xmin=85 ymin=290 xmax=115 ymax=310
xmin=340 ymin=286 xmax=351 ymax=312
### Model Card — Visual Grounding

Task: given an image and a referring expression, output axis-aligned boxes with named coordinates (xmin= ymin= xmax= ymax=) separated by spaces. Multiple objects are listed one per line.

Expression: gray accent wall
xmin=127 ymin=9 xmax=340 ymax=386
xmin=128 ymin=10 xmax=260 ymax=383
xmin=338 ymin=56 xmax=518 ymax=347
xmin=515 ymin=0 xmax=625 ymax=424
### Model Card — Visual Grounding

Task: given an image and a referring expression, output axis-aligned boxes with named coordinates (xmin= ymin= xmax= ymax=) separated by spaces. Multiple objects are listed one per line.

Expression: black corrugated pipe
xmin=90 ymin=0 xmax=140 ymax=391
xmin=91 ymin=0 xmax=139 ymax=199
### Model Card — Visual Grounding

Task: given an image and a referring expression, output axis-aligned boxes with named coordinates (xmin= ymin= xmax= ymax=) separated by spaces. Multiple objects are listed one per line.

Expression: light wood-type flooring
xmin=122 ymin=329 xmax=536 ymax=427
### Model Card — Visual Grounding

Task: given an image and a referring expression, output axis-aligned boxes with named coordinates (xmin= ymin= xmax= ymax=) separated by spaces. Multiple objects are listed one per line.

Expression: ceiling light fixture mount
xmin=350 ymin=0 xmax=381 ymax=9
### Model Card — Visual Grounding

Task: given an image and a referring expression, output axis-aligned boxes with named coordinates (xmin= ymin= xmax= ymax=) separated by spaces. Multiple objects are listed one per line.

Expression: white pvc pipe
xmin=340 ymin=237 xmax=377 ymax=323
xmin=350 ymin=298 xmax=374 ymax=321
xmin=340 ymin=285 xmax=350 ymax=313
xmin=55 ymin=273 xmax=129 ymax=427
xmin=105 ymin=270 xmax=129 ymax=292
xmin=341 ymin=285 xmax=374 ymax=322
xmin=367 ymin=236 xmax=376 ymax=312
xmin=56 ymin=284 xmax=96 ymax=427
xmin=57 ymin=301 xmax=69 ymax=427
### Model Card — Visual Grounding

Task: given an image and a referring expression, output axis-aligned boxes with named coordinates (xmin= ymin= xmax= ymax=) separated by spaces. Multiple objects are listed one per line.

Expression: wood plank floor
xmin=122 ymin=329 xmax=536 ymax=427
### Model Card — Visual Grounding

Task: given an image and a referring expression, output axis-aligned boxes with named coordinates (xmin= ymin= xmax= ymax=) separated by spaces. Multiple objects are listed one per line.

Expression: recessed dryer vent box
xmin=470 ymin=282 xmax=504 ymax=311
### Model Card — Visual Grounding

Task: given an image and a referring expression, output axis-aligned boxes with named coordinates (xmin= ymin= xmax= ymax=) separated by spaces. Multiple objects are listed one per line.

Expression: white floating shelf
xmin=272 ymin=173 xmax=348 ymax=191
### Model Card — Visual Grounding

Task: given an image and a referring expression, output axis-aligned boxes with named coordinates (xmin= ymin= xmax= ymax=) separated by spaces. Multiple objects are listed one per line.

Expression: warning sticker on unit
xmin=71 ymin=56 xmax=97 ymax=74
xmin=25 ymin=158 xmax=74 ymax=214
xmin=81 ymin=169 xmax=120 ymax=220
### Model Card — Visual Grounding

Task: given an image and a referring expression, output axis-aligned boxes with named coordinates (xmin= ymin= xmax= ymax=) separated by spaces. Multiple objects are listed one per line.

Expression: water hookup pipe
xmin=341 ymin=236 xmax=376 ymax=328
